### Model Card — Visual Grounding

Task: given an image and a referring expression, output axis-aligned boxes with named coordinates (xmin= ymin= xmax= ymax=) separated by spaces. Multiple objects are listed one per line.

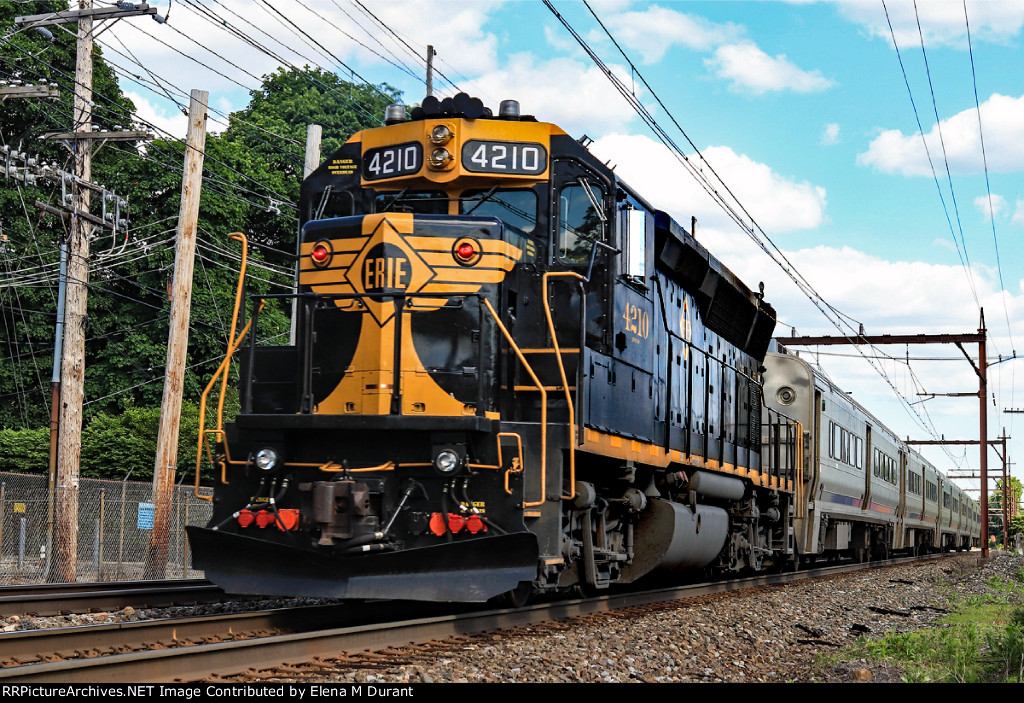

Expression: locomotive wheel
xmin=495 ymin=581 xmax=535 ymax=608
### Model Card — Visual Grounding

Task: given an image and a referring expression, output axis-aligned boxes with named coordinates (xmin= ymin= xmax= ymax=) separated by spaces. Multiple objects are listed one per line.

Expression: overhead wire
xmin=962 ymin=1 xmax=1017 ymax=356
xmin=552 ymin=0 xmax=957 ymax=456
xmin=881 ymin=0 xmax=980 ymax=309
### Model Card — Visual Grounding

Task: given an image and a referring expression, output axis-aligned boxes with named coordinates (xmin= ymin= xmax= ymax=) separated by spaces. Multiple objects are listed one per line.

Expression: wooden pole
xmin=53 ymin=0 xmax=93 ymax=583
xmin=145 ymin=89 xmax=208 ymax=579
xmin=426 ymin=45 xmax=435 ymax=97
xmin=290 ymin=124 xmax=322 ymax=345
xmin=303 ymin=124 xmax=322 ymax=180
xmin=45 ymin=241 xmax=66 ymax=580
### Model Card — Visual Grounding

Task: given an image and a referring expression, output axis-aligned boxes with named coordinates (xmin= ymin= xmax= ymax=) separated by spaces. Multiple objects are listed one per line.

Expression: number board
xmin=462 ymin=140 xmax=547 ymax=176
xmin=363 ymin=142 xmax=423 ymax=181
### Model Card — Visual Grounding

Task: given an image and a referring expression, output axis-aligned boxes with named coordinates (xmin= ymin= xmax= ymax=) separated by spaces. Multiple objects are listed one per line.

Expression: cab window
xmin=373 ymin=190 xmax=448 ymax=215
xmin=460 ymin=189 xmax=538 ymax=235
xmin=310 ymin=188 xmax=354 ymax=220
xmin=557 ymin=182 xmax=604 ymax=264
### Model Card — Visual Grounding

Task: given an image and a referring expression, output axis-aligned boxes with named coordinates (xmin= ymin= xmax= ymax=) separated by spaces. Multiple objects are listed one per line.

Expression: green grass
xmin=818 ymin=568 xmax=1024 ymax=683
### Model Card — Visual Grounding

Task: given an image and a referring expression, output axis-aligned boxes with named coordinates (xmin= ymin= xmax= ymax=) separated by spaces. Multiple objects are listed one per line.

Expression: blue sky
xmin=102 ymin=0 xmax=1024 ymax=493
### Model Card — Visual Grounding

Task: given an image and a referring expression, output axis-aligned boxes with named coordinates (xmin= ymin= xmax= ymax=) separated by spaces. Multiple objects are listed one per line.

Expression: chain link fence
xmin=0 ymin=472 xmax=212 ymax=584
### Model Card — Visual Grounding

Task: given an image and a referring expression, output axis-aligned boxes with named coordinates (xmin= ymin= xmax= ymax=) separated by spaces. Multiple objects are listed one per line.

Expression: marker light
xmin=310 ymin=242 xmax=331 ymax=267
xmin=452 ymin=238 xmax=481 ymax=266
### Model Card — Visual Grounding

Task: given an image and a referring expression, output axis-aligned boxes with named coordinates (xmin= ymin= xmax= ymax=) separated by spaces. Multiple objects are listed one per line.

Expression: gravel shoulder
xmin=6 ymin=552 xmax=1013 ymax=683
xmin=254 ymin=552 xmax=1015 ymax=684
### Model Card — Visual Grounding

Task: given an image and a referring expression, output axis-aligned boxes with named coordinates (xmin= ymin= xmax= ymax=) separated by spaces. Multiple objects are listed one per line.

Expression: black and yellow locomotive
xmin=186 ymin=94 xmax=799 ymax=602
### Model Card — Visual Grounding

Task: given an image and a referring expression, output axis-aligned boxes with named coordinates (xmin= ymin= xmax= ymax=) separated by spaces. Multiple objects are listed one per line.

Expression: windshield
xmin=459 ymin=189 xmax=537 ymax=235
xmin=373 ymin=190 xmax=448 ymax=215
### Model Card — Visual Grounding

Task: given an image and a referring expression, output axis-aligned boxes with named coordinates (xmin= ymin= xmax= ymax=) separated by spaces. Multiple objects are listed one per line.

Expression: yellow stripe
xmin=426 ymin=268 xmax=509 ymax=284
xmin=408 ymin=236 xmax=523 ymax=259
xmin=419 ymin=251 xmax=518 ymax=269
xmin=300 ymin=239 xmax=364 ymax=254
xmin=416 ymin=283 xmax=481 ymax=295
xmin=580 ymin=427 xmax=792 ymax=493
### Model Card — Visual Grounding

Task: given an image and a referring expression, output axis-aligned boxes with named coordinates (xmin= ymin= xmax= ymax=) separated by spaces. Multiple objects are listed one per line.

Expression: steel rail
xmin=0 ymin=553 xmax=966 ymax=682
xmin=0 ymin=579 xmax=223 ymax=617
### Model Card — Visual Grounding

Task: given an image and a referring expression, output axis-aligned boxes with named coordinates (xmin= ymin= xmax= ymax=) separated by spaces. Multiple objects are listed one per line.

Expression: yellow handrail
xmin=481 ymin=297 xmax=548 ymax=508
xmin=542 ymin=271 xmax=584 ymax=501
xmin=467 ymin=432 xmax=525 ymax=495
xmin=193 ymin=232 xmax=252 ymax=501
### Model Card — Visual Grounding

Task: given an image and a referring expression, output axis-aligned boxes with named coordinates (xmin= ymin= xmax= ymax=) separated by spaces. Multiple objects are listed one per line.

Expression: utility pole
xmin=15 ymin=0 xmax=162 ymax=582
xmin=290 ymin=124 xmax=322 ymax=345
xmin=146 ymin=90 xmax=209 ymax=579
xmin=425 ymin=45 xmax=436 ymax=97
xmin=51 ymin=0 xmax=96 ymax=584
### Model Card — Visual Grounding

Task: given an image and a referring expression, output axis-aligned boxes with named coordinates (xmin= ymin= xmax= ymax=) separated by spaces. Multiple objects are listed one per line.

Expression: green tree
xmin=0 ymin=1 xmax=138 ymax=428
xmin=0 ymin=49 xmax=399 ymax=478
xmin=219 ymin=66 xmax=397 ymax=251
xmin=991 ymin=477 xmax=1022 ymax=546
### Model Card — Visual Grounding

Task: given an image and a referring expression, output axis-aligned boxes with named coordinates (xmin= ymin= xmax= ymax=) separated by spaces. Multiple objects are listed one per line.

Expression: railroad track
xmin=0 ymin=554 xmax=954 ymax=682
xmin=0 ymin=579 xmax=226 ymax=617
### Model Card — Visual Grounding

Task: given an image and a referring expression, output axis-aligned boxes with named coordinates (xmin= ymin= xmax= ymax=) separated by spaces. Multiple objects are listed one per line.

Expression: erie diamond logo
xmin=345 ymin=216 xmax=435 ymax=325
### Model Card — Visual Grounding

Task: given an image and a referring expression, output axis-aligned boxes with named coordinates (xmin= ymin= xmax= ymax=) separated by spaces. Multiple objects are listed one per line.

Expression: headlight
xmin=254 ymin=448 xmax=279 ymax=472
xmin=776 ymin=386 xmax=796 ymax=406
xmin=428 ymin=147 xmax=452 ymax=169
xmin=430 ymin=125 xmax=452 ymax=145
xmin=434 ymin=449 xmax=461 ymax=474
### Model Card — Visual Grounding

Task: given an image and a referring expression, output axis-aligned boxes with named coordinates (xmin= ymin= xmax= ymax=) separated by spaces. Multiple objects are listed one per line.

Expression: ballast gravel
xmin=4 ymin=552 xmax=1019 ymax=683
xmin=268 ymin=552 xmax=1021 ymax=684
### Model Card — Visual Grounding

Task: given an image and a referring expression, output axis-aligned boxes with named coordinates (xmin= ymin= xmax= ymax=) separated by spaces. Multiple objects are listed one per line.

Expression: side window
xmin=623 ymin=205 xmax=646 ymax=279
xmin=558 ymin=182 xmax=605 ymax=264
xmin=311 ymin=188 xmax=355 ymax=220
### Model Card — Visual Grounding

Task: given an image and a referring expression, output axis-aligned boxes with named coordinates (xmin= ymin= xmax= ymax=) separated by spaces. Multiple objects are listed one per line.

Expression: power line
xmin=550 ymin=0 xmax=957 ymax=453
xmin=963 ymin=0 xmax=1017 ymax=357
xmin=881 ymin=0 xmax=980 ymax=309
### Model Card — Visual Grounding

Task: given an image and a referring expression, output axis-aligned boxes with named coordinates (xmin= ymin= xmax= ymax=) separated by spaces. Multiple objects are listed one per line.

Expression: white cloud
xmin=1013 ymin=199 xmax=1024 ymax=229
xmin=102 ymin=0 xmax=506 ymax=121
xmin=589 ymin=133 xmax=827 ymax=234
xmin=371 ymin=1 xmax=502 ymax=83
xmin=975 ymin=193 xmax=1005 ymax=221
xmin=698 ymin=223 xmax=1023 ymax=461
xmin=821 ymin=122 xmax=840 ymax=145
xmin=838 ymin=0 xmax=1024 ymax=49
xmin=470 ymin=55 xmax=640 ymax=136
xmin=858 ymin=93 xmax=1024 ymax=176
xmin=125 ymin=91 xmax=187 ymax=138
xmin=612 ymin=5 xmax=744 ymax=63
xmin=704 ymin=42 xmax=835 ymax=95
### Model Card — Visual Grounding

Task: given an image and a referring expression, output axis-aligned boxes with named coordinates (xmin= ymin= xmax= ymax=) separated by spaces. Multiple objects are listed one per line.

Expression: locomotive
xmin=186 ymin=93 xmax=973 ymax=602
